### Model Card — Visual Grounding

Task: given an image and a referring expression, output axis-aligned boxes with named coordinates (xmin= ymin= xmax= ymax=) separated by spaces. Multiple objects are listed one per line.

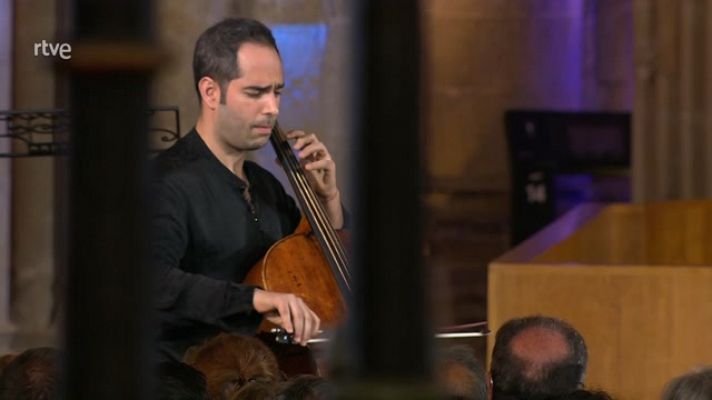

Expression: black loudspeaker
xmin=505 ymin=110 xmax=631 ymax=246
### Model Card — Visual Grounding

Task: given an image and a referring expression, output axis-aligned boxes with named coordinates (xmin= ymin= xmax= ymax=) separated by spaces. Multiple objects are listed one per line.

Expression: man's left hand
xmin=287 ymin=130 xmax=343 ymax=228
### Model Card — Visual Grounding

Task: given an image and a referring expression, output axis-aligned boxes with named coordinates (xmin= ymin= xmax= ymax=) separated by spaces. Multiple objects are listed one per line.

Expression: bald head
xmin=510 ymin=327 xmax=571 ymax=381
xmin=490 ymin=316 xmax=587 ymax=400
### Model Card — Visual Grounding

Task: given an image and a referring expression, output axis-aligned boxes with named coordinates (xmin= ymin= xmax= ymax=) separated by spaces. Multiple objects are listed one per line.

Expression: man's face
xmin=214 ymin=42 xmax=284 ymax=152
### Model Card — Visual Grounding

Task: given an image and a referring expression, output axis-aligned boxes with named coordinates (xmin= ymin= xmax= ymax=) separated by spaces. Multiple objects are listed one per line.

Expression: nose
xmin=263 ymin=93 xmax=279 ymax=117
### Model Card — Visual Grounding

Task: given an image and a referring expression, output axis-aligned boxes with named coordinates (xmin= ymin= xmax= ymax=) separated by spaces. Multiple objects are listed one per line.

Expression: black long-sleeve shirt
xmin=150 ymin=128 xmax=301 ymax=360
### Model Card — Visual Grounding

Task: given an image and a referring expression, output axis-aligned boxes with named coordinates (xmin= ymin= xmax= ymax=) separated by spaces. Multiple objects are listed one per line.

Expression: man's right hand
xmin=252 ymin=289 xmax=321 ymax=346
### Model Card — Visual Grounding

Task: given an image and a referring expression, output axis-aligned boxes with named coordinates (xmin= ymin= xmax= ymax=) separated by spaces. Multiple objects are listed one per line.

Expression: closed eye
xmin=244 ymin=84 xmax=285 ymax=98
xmin=244 ymin=89 xmax=265 ymax=98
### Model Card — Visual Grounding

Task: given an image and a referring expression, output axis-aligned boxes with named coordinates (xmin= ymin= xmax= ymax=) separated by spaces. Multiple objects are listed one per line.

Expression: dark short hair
xmin=0 ymin=347 xmax=60 ymax=400
xmin=662 ymin=366 xmax=712 ymax=400
xmin=545 ymin=389 xmax=615 ymax=400
xmin=490 ymin=316 xmax=588 ymax=400
xmin=157 ymin=361 xmax=208 ymax=400
xmin=277 ymin=374 xmax=334 ymax=400
xmin=193 ymin=18 xmax=279 ymax=104
xmin=436 ymin=345 xmax=488 ymax=400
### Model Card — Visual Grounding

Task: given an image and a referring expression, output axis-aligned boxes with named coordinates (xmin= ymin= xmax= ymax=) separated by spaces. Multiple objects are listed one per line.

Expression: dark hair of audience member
xmin=184 ymin=333 xmax=281 ymax=400
xmin=229 ymin=380 xmax=278 ymax=400
xmin=546 ymin=389 xmax=615 ymax=400
xmin=662 ymin=366 xmax=712 ymax=400
xmin=0 ymin=347 xmax=60 ymax=400
xmin=157 ymin=360 xmax=209 ymax=400
xmin=435 ymin=345 xmax=488 ymax=400
xmin=0 ymin=353 xmax=17 ymax=373
xmin=490 ymin=315 xmax=588 ymax=400
xmin=276 ymin=374 xmax=335 ymax=400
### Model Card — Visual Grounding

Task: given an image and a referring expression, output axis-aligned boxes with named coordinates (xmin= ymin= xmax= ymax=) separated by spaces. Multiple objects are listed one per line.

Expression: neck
xmin=196 ymin=116 xmax=248 ymax=182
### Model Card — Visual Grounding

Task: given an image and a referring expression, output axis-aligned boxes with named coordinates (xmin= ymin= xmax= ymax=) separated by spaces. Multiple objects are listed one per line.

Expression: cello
xmin=243 ymin=122 xmax=352 ymax=335
xmin=243 ymin=125 xmax=489 ymax=375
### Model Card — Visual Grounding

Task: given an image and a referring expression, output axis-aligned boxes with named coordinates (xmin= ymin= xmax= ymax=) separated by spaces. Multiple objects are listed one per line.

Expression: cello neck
xmin=269 ymin=123 xmax=352 ymax=293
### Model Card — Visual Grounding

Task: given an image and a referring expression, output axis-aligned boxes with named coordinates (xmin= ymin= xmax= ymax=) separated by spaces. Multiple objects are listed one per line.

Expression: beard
xmin=214 ymin=118 xmax=273 ymax=152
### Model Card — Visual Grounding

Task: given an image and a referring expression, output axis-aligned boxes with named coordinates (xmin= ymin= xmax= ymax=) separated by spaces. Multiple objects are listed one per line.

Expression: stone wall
xmin=422 ymin=0 xmax=633 ymax=193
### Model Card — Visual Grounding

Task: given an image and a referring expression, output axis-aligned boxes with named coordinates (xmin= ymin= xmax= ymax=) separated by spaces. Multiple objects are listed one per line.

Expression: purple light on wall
xmin=524 ymin=3 xmax=585 ymax=109
xmin=252 ymin=24 xmax=329 ymax=196
xmin=269 ymin=23 xmax=328 ymax=127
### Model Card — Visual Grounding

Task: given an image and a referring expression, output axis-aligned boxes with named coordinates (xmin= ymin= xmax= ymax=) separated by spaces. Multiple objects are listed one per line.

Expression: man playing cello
xmin=151 ymin=17 xmax=344 ymax=361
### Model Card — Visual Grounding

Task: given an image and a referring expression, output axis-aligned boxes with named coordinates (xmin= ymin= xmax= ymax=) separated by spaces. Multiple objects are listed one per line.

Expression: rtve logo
xmin=33 ymin=40 xmax=72 ymax=60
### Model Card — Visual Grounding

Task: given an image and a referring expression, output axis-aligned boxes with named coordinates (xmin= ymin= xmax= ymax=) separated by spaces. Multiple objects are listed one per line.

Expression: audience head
xmin=157 ymin=360 xmax=209 ymax=400
xmin=229 ymin=380 xmax=277 ymax=400
xmin=490 ymin=315 xmax=587 ymax=400
xmin=0 ymin=347 xmax=60 ymax=400
xmin=184 ymin=333 xmax=281 ymax=400
xmin=0 ymin=353 xmax=17 ymax=373
xmin=662 ymin=366 xmax=712 ymax=400
xmin=435 ymin=345 xmax=488 ymax=400
xmin=546 ymin=389 xmax=615 ymax=400
xmin=276 ymin=374 xmax=335 ymax=400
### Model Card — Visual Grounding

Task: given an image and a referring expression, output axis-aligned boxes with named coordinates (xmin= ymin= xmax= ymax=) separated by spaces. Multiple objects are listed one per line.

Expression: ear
xmin=198 ymin=76 xmax=221 ymax=110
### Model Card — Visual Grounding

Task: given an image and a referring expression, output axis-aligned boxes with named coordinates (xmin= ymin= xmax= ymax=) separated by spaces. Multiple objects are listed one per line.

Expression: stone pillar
xmin=581 ymin=0 xmax=634 ymax=110
xmin=10 ymin=0 xmax=57 ymax=335
xmin=633 ymin=0 xmax=712 ymax=201
xmin=0 ymin=0 xmax=13 ymax=334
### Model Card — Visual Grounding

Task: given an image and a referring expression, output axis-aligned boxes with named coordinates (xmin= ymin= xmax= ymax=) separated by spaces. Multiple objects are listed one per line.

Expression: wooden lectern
xmin=488 ymin=201 xmax=712 ymax=400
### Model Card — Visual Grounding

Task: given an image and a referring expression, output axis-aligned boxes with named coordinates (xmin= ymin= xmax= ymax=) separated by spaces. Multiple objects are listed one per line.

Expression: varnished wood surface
xmin=533 ymin=200 xmax=712 ymax=265
xmin=244 ymin=231 xmax=347 ymax=328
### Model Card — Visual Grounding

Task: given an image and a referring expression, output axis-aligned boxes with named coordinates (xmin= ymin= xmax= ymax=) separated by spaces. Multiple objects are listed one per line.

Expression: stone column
xmin=10 ymin=0 xmax=57 ymax=335
xmin=581 ymin=0 xmax=634 ymax=110
xmin=633 ymin=0 xmax=712 ymax=200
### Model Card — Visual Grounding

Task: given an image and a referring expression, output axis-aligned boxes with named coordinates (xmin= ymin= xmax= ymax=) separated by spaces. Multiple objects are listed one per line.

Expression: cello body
xmin=243 ymin=218 xmax=349 ymax=327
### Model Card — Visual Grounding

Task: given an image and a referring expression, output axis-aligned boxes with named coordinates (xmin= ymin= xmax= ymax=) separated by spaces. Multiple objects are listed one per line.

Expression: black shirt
xmin=150 ymin=128 xmax=301 ymax=360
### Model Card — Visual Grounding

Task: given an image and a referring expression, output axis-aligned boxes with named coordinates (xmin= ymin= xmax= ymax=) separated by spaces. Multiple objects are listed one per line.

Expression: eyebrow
xmin=244 ymin=83 xmax=285 ymax=91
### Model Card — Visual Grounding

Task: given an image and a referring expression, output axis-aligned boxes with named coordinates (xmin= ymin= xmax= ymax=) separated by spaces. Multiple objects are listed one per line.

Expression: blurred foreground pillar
xmin=64 ymin=1 xmax=157 ymax=399
xmin=343 ymin=1 xmax=436 ymax=398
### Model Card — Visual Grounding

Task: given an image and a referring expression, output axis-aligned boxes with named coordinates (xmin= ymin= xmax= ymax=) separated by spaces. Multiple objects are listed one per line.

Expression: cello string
xmin=277 ymin=130 xmax=350 ymax=285
xmin=273 ymin=126 xmax=335 ymax=251
xmin=275 ymin=134 xmax=351 ymax=288
xmin=281 ymin=139 xmax=350 ymax=279
xmin=272 ymin=126 xmax=351 ymax=288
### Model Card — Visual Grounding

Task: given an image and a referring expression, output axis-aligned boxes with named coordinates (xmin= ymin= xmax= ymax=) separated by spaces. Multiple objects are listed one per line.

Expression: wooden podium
xmin=488 ymin=201 xmax=712 ymax=400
